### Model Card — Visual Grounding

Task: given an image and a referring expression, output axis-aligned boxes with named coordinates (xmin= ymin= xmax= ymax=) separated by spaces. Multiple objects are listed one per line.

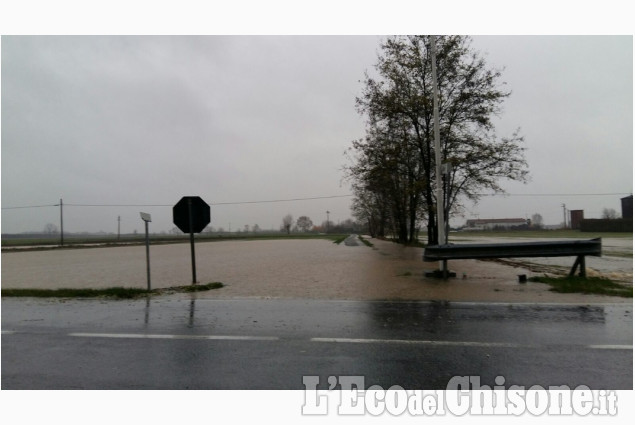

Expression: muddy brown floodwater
xmin=1 ymin=237 xmax=632 ymax=303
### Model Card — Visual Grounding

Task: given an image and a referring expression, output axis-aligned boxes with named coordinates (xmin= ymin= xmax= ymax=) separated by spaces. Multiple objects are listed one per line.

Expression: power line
xmin=65 ymin=203 xmax=171 ymax=207
xmin=65 ymin=195 xmax=354 ymax=207
xmin=0 ymin=204 xmax=58 ymax=210
xmin=212 ymin=195 xmax=353 ymax=205
xmin=477 ymin=192 xmax=631 ymax=197
xmin=2 ymin=192 xmax=629 ymax=210
xmin=1 ymin=195 xmax=354 ymax=210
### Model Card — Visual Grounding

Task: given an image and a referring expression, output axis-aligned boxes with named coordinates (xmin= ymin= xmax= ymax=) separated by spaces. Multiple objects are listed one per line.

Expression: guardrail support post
xmin=569 ymin=255 xmax=587 ymax=278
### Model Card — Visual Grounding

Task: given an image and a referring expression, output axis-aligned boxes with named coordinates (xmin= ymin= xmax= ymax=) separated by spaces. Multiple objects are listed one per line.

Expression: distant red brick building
xmin=570 ymin=210 xmax=584 ymax=230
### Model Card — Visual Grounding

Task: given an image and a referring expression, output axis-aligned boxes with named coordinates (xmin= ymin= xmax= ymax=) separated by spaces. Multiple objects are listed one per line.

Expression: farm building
xmin=464 ymin=218 xmax=528 ymax=230
xmin=621 ymin=195 xmax=632 ymax=219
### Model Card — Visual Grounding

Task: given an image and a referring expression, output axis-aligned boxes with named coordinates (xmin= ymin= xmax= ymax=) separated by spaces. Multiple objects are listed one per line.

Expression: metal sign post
xmin=140 ymin=212 xmax=152 ymax=291
xmin=173 ymin=196 xmax=211 ymax=285
xmin=188 ymin=198 xmax=197 ymax=284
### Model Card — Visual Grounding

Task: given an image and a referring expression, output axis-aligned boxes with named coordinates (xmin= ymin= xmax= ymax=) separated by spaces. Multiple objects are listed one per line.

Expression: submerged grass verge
xmin=358 ymin=235 xmax=374 ymax=247
xmin=529 ymin=276 xmax=632 ymax=298
xmin=1 ymin=282 xmax=224 ymax=299
xmin=333 ymin=235 xmax=348 ymax=245
xmin=179 ymin=282 xmax=224 ymax=292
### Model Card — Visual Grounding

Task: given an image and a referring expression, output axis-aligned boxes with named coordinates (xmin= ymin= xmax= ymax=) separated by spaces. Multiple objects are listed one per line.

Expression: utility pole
xmin=431 ymin=35 xmax=444 ymax=247
xmin=59 ymin=198 xmax=64 ymax=247
xmin=117 ymin=216 xmax=121 ymax=240
xmin=326 ymin=211 xmax=330 ymax=233
xmin=431 ymin=36 xmax=448 ymax=278
xmin=562 ymin=204 xmax=567 ymax=229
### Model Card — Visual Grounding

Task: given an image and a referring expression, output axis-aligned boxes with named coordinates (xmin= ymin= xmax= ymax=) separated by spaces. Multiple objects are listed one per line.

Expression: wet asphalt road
xmin=1 ymin=298 xmax=632 ymax=389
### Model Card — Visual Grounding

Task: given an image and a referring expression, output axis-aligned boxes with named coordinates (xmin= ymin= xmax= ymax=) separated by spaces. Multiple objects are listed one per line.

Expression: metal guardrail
xmin=423 ymin=238 xmax=602 ymax=278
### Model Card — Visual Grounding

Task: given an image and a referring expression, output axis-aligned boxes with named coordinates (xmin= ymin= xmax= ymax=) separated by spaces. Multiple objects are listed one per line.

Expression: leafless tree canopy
xmin=281 ymin=214 xmax=293 ymax=234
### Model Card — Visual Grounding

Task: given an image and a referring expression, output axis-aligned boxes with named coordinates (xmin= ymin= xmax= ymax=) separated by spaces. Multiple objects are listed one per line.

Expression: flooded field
xmin=1 ymin=236 xmax=632 ymax=303
xmin=454 ymin=236 xmax=633 ymax=280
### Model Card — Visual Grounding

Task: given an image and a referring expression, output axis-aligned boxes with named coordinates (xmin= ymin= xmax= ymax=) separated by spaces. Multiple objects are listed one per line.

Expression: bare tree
xmin=281 ymin=214 xmax=293 ymax=234
xmin=296 ymin=216 xmax=313 ymax=232
xmin=602 ymin=208 xmax=619 ymax=219
xmin=531 ymin=213 xmax=544 ymax=229
xmin=44 ymin=223 xmax=58 ymax=235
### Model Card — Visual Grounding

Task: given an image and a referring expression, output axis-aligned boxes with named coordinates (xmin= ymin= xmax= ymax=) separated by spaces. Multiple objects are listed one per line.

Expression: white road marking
xmin=587 ymin=345 xmax=633 ymax=350
xmin=68 ymin=332 xmax=278 ymax=341
xmin=11 ymin=332 xmax=631 ymax=350
xmin=311 ymin=338 xmax=633 ymax=350
xmin=310 ymin=337 xmax=525 ymax=348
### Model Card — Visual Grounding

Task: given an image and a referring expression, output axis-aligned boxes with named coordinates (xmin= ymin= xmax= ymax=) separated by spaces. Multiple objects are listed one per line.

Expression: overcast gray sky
xmin=1 ymin=34 xmax=632 ymax=234
xmin=1 ymin=0 xmax=633 ymax=235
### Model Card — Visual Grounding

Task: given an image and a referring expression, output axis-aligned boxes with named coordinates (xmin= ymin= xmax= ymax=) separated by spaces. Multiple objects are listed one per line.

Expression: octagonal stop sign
xmin=173 ymin=196 xmax=211 ymax=233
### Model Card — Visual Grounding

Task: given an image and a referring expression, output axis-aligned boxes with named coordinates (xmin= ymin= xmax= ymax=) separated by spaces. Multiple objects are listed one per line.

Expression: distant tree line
xmin=279 ymin=214 xmax=365 ymax=234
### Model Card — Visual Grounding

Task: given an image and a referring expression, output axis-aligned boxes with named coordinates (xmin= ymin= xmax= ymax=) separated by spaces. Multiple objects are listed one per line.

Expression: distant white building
xmin=465 ymin=218 xmax=528 ymax=230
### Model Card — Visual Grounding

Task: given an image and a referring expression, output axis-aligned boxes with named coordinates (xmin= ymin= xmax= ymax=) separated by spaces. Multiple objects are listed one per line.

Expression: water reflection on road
xmin=3 ymin=297 xmax=632 ymax=389
xmin=131 ymin=296 xmax=625 ymax=349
